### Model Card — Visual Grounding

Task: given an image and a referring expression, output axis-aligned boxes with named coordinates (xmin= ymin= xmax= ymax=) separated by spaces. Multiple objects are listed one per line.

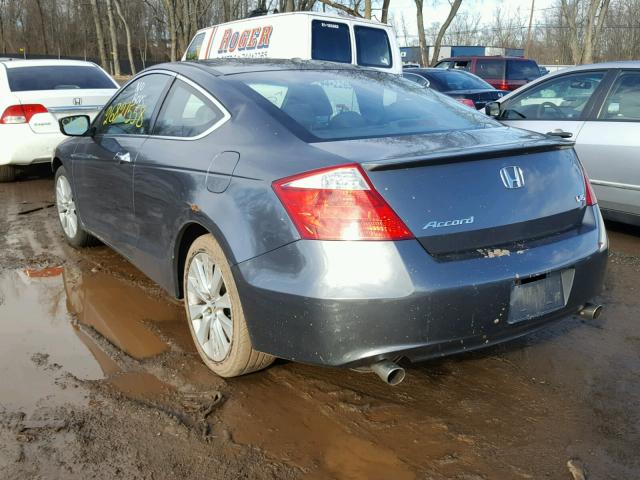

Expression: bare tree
xmin=105 ymin=0 xmax=121 ymax=75
xmin=561 ymin=0 xmax=611 ymax=64
xmin=114 ymin=0 xmax=136 ymax=75
xmin=430 ymin=0 xmax=462 ymax=65
xmin=414 ymin=0 xmax=428 ymax=65
xmin=89 ymin=0 xmax=109 ymax=71
xmin=381 ymin=0 xmax=391 ymax=23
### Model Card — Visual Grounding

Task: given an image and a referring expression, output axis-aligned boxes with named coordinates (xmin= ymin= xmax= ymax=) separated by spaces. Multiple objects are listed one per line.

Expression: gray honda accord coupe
xmin=52 ymin=59 xmax=608 ymax=385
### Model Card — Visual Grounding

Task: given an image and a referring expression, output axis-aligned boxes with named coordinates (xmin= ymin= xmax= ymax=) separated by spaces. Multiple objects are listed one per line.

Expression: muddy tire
xmin=183 ymin=234 xmax=274 ymax=378
xmin=54 ymin=166 xmax=93 ymax=248
xmin=0 ymin=165 xmax=16 ymax=182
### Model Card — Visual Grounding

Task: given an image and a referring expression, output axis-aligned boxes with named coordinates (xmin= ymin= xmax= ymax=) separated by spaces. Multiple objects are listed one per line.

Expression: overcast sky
xmin=385 ymin=0 xmax=555 ymax=42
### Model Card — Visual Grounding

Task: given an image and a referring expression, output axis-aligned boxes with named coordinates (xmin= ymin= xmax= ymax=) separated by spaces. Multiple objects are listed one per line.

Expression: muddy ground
xmin=0 ymin=167 xmax=639 ymax=480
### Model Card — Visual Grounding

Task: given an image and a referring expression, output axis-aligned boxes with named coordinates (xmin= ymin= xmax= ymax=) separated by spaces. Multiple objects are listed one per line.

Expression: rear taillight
xmin=0 ymin=104 xmax=48 ymax=124
xmin=582 ymin=167 xmax=597 ymax=206
xmin=496 ymin=81 xmax=510 ymax=91
xmin=272 ymin=164 xmax=414 ymax=241
xmin=456 ymin=98 xmax=476 ymax=108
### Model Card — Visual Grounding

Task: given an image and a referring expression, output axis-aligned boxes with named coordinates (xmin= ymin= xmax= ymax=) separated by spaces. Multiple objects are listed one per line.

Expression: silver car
xmin=487 ymin=62 xmax=640 ymax=226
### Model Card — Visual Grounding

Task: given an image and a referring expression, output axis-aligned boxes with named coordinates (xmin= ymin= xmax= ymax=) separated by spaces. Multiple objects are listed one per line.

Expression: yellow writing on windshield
xmin=102 ymin=102 xmax=146 ymax=129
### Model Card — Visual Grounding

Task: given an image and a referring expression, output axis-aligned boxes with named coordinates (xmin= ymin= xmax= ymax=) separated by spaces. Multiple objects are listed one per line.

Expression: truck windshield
xmin=232 ymin=69 xmax=498 ymax=142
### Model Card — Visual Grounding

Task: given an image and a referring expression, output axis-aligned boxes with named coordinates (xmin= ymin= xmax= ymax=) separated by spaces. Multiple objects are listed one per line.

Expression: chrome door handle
xmin=546 ymin=129 xmax=573 ymax=139
xmin=114 ymin=151 xmax=131 ymax=163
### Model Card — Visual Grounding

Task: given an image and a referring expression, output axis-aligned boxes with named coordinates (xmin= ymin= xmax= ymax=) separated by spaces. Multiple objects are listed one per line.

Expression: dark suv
xmin=434 ymin=56 xmax=541 ymax=91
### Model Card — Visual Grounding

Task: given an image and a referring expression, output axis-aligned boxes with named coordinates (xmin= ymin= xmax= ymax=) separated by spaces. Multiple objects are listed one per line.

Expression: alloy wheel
xmin=187 ymin=252 xmax=233 ymax=362
xmin=56 ymin=175 xmax=78 ymax=239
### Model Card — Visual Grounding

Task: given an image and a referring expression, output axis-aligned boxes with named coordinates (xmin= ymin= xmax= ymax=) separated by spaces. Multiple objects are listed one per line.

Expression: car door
xmin=72 ymin=72 xmax=173 ymax=256
xmin=573 ymin=70 xmax=640 ymax=219
xmin=132 ymin=76 xmax=230 ymax=290
xmin=499 ymin=70 xmax=611 ymax=141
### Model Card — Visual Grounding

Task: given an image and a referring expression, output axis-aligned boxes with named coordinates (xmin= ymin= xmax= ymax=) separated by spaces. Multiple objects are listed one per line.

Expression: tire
xmin=183 ymin=234 xmax=274 ymax=378
xmin=0 ymin=165 xmax=16 ymax=182
xmin=54 ymin=166 xmax=93 ymax=248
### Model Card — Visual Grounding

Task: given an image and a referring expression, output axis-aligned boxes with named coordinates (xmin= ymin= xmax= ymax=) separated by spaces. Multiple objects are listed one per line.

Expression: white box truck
xmin=182 ymin=12 xmax=402 ymax=74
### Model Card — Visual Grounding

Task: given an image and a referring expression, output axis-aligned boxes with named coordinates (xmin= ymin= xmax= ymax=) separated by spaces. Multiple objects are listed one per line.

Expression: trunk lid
xmin=15 ymin=89 xmax=116 ymax=134
xmin=312 ymin=127 xmax=587 ymax=256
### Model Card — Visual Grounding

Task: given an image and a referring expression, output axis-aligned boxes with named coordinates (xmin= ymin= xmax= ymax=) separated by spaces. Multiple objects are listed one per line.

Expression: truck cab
xmin=182 ymin=12 xmax=401 ymax=75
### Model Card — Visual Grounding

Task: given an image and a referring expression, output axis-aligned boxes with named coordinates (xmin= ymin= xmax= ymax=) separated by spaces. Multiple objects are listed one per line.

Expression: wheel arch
xmin=173 ymin=219 xmax=235 ymax=299
xmin=51 ymin=157 xmax=63 ymax=173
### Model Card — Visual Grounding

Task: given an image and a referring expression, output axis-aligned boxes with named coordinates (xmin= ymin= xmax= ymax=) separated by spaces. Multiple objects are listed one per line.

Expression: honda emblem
xmin=499 ymin=166 xmax=525 ymax=189
xmin=73 ymin=97 xmax=82 ymax=106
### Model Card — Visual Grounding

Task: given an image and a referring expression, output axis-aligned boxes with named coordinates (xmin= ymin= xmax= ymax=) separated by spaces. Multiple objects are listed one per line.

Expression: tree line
xmin=0 ymin=0 xmax=635 ymax=75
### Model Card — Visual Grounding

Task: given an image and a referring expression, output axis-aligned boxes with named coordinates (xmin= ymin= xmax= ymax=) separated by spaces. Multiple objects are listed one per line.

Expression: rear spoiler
xmin=362 ymin=139 xmax=575 ymax=172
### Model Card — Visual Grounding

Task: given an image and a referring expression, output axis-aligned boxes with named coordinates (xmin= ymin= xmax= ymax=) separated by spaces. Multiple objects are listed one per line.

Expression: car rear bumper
xmin=0 ymin=125 xmax=64 ymax=165
xmin=233 ymin=207 xmax=608 ymax=367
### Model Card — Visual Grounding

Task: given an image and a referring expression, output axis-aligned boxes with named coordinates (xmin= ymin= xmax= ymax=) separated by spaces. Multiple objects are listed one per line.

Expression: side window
xmin=475 ymin=59 xmax=505 ymax=79
xmin=185 ymin=32 xmax=206 ymax=61
xmin=311 ymin=20 xmax=351 ymax=64
xmin=451 ymin=60 xmax=470 ymax=71
xmin=154 ymin=80 xmax=225 ymax=138
xmin=599 ymin=72 xmax=640 ymax=121
xmin=354 ymin=26 xmax=391 ymax=68
xmin=507 ymin=60 xmax=541 ymax=81
xmin=502 ymin=71 xmax=605 ymax=120
xmin=403 ymin=73 xmax=430 ymax=88
xmin=96 ymin=74 xmax=169 ymax=135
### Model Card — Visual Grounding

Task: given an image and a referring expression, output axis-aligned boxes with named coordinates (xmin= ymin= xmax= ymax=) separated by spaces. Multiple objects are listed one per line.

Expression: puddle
xmin=63 ymin=267 xmax=180 ymax=359
xmin=220 ymin=370 xmax=459 ymax=480
xmin=0 ymin=262 xmax=184 ymax=414
xmin=0 ymin=269 xmax=99 ymax=414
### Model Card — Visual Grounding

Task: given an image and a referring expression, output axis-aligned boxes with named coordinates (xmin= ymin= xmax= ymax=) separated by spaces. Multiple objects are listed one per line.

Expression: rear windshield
xmin=233 ymin=70 xmax=497 ymax=142
xmin=7 ymin=65 xmax=115 ymax=92
xmin=507 ymin=60 xmax=541 ymax=81
xmin=354 ymin=26 xmax=392 ymax=68
xmin=311 ymin=20 xmax=351 ymax=64
xmin=429 ymin=70 xmax=493 ymax=91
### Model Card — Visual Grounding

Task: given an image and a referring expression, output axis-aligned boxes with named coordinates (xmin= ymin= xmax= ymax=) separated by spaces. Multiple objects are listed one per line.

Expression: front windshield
xmin=435 ymin=70 xmax=493 ymax=91
xmin=230 ymin=69 xmax=498 ymax=141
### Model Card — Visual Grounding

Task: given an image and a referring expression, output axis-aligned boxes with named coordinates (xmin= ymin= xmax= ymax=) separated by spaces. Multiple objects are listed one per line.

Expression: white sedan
xmin=486 ymin=61 xmax=640 ymax=226
xmin=0 ymin=59 xmax=118 ymax=182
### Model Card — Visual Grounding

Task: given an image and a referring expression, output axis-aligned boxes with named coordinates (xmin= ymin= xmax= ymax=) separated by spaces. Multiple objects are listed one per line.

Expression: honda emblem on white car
xmin=500 ymin=166 xmax=525 ymax=189
xmin=73 ymin=97 xmax=82 ymax=106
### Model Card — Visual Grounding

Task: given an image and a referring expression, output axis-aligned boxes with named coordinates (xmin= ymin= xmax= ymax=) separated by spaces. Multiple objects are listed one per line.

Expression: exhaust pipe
xmin=370 ymin=360 xmax=406 ymax=386
xmin=578 ymin=303 xmax=603 ymax=320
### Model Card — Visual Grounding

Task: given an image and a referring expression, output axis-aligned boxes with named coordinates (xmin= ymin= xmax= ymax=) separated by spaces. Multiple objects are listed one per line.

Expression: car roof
xmin=154 ymin=58 xmax=367 ymax=76
xmin=0 ymin=59 xmax=100 ymax=69
xmin=404 ymin=68 xmax=474 ymax=75
xmin=437 ymin=56 xmax=532 ymax=61
xmin=193 ymin=11 xmax=390 ymax=33
xmin=543 ymin=60 xmax=640 ymax=71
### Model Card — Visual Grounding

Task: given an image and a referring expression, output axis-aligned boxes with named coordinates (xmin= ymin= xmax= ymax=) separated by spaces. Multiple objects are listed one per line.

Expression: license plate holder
xmin=508 ymin=270 xmax=571 ymax=324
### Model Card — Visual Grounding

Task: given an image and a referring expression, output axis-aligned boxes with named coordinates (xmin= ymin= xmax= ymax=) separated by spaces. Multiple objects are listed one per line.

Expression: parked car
xmin=485 ymin=61 xmax=640 ymax=226
xmin=183 ymin=11 xmax=402 ymax=74
xmin=52 ymin=59 xmax=607 ymax=384
xmin=403 ymin=67 xmax=506 ymax=109
xmin=0 ymin=59 xmax=118 ymax=182
xmin=434 ymin=56 xmax=542 ymax=91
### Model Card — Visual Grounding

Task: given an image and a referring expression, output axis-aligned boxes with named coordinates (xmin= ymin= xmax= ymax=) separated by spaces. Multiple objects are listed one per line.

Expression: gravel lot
xmin=1 ymin=167 xmax=639 ymax=480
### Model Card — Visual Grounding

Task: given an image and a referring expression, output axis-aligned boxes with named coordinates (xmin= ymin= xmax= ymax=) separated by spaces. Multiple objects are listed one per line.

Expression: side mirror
xmin=59 ymin=115 xmax=90 ymax=136
xmin=421 ymin=78 xmax=430 ymax=88
xmin=485 ymin=102 xmax=501 ymax=118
